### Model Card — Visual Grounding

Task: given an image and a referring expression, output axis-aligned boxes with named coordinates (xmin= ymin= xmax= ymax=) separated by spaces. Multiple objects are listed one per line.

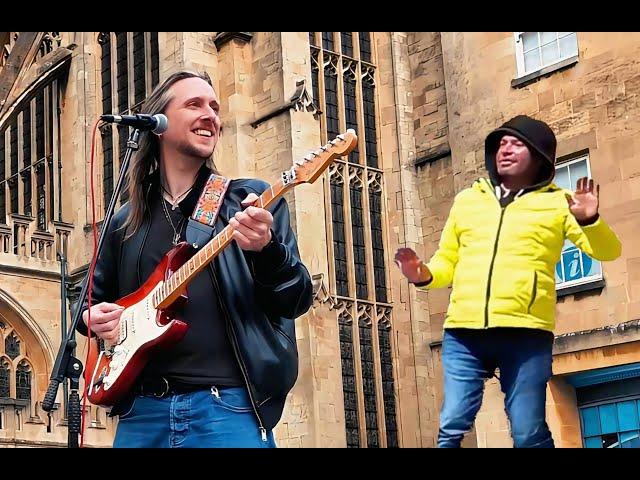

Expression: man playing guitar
xmin=77 ymin=70 xmax=314 ymax=448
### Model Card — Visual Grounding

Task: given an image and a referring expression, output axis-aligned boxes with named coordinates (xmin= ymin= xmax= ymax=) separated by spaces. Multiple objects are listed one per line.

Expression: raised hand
xmin=566 ymin=177 xmax=599 ymax=225
xmin=394 ymin=248 xmax=432 ymax=285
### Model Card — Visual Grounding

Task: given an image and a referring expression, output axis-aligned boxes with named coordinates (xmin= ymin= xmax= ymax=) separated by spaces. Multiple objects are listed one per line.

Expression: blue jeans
xmin=439 ymin=328 xmax=555 ymax=448
xmin=113 ymin=386 xmax=276 ymax=448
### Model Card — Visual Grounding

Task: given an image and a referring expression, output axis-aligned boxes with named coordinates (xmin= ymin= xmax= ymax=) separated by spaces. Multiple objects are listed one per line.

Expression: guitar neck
xmin=154 ymin=178 xmax=289 ymax=309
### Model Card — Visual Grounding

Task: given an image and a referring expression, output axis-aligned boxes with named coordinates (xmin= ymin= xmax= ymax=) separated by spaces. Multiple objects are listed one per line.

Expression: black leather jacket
xmin=77 ymin=174 xmax=313 ymax=431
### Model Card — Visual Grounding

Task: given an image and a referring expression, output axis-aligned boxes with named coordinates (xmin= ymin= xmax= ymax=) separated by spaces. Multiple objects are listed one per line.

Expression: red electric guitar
xmin=85 ymin=129 xmax=357 ymax=407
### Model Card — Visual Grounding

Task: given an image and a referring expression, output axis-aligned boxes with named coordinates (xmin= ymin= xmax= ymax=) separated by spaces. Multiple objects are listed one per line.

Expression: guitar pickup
xmin=92 ymin=371 xmax=105 ymax=388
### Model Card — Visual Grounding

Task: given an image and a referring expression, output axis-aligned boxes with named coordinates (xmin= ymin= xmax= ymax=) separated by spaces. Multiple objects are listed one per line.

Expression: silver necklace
xmin=161 ymin=195 xmax=185 ymax=246
xmin=161 ymin=182 xmax=195 ymax=211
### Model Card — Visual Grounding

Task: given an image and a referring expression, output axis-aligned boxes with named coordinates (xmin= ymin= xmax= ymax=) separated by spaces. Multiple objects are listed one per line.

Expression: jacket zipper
xmin=136 ymin=188 xmax=153 ymax=286
xmin=208 ymin=263 xmax=268 ymax=442
xmin=484 ymin=179 xmax=508 ymax=329
xmin=136 ymin=220 xmax=152 ymax=287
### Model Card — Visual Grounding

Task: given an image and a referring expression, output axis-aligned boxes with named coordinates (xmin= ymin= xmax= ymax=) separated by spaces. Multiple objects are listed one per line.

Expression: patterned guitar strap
xmin=186 ymin=173 xmax=231 ymax=249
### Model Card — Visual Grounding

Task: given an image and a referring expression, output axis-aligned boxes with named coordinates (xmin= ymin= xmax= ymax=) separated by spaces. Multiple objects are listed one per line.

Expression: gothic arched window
xmin=0 ymin=323 xmax=37 ymax=403
xmin=5 ymin=332 xmax=20 ymax=360
xmin=0 ymin=71 xmax=63 ymax=256
xmin=309 ymin=32 xmax=397 ymax=448
xmin=0 ymin=358 xmax=10 ymax=398
xmin=16 ymin=361 xmax=31 ymax=401
xmin=97 ymin=32 xmax=160 ymax=213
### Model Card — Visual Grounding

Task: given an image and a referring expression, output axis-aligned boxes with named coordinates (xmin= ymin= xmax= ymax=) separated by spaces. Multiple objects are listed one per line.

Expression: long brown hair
xmin=122 ymin=70 xmax=219 ymax=237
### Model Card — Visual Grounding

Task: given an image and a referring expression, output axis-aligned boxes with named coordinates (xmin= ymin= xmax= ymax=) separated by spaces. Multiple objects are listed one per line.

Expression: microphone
xmin=100 ymin=113 xmax=168 ymax=134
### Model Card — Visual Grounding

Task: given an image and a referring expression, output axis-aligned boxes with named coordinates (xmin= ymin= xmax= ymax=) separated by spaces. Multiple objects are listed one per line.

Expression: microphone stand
xmin=41 ymin=126 xmax=141 ymax=448
xmin=56 ymin=251 xmax=72 ymax=441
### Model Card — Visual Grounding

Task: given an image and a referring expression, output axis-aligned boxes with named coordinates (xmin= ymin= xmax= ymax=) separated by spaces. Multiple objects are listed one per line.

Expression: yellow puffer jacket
xmin=418 ymin=178 xmax=622 ymax=332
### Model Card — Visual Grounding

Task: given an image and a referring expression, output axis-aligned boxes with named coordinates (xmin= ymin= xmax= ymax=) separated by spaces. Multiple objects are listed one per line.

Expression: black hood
xmin=485 ymin=115 xmax=557 ymax=190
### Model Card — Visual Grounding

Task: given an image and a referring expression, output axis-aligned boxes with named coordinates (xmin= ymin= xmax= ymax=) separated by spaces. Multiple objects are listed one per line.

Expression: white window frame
xmin=513 ymin=32 xmax=579 ymax=81
xmin=554 ymin=154 xmax=603 ymax=290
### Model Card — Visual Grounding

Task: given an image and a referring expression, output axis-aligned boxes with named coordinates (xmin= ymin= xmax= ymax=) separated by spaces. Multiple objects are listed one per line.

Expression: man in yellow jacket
xmin=395 ymin=115 xmax=621 ymax=448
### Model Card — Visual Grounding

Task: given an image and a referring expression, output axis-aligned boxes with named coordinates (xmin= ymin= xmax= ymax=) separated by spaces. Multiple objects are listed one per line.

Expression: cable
xmin=79 ymin=117 xmax=102 ymax=447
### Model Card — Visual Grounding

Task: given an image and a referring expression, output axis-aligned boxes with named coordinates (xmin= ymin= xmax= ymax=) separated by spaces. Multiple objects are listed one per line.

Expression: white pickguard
xmin=91 ymin=281 xmax=171 ymax=392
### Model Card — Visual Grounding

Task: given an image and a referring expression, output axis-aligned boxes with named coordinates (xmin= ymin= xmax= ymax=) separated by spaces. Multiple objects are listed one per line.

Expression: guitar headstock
xmin=280 ymin=129 xmax=358 ymax=186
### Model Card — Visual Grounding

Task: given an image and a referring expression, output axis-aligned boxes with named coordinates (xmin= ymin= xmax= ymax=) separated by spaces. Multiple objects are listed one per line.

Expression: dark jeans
xmin=438 ymin=327 xmax=555 ymax=448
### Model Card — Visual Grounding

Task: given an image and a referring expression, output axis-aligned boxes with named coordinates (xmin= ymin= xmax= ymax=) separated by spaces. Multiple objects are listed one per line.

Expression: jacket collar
xmin=475 ymin=177 xmax=561 ymax=198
